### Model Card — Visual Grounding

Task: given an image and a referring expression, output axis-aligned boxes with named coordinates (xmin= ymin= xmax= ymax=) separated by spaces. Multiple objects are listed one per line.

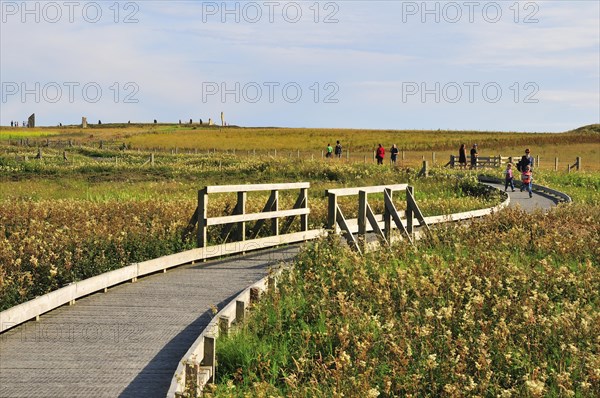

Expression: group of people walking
xmin=326 ymin=142 xmax=400 ymax=165
xmin=458 ymin=143 xmax=479 ymax=169
xmin=505 ymin=148 xmax=535 ymax=198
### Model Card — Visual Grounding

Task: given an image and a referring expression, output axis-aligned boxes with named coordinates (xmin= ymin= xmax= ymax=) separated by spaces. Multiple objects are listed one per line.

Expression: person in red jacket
xmin=376 ymin=144 xmax=385 ymax=165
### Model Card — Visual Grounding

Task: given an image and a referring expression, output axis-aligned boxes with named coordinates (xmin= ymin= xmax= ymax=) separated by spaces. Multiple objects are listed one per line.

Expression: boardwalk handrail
xmin=190 ymin=183 xmax=311 ymax=248
xmin=167 ymin=182 xmax=513 ymax=398
xmin=326 ymin=184 xmax=429 ymax=253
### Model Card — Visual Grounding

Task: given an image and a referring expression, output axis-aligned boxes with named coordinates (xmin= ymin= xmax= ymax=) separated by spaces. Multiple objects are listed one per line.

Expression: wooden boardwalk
xmin=0 ymin=246 xmax=300 ymax=397
xmin=0 ymin=186 xmax=560 ymax=398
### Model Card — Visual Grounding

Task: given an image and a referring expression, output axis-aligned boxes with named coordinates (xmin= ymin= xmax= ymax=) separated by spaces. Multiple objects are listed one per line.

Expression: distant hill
xmin=567 ymin=124 xmax=600 ymax=134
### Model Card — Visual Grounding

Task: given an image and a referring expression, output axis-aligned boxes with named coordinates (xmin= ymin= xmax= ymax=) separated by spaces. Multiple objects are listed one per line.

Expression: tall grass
xmin=211 ymin=204 xmax=600 ymax=397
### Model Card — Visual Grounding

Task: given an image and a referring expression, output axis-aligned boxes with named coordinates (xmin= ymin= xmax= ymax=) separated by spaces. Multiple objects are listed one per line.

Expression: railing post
xmin=236 ymin=191 xmax=247 ymax=242
xmin=197 ymin=188 xmax=208 ymax=248
xmin=384 ymin=188 xmax=392 ymax=242
xmin=450 ymin=155 xmax=455 ymax=168
xmin=202 ymin=336 xmax=216 ymax=383
xmin=236 ymin=300 xmax=246 ymax=323
xmin=219 ymin=316 xmax=230 ymax=336
xmin=250 ymin=287 xmax=260 ymax=304
xmin=358 ymin=190 xmax=367 ymax=251
xmin=185 ymin=362 xmax=199 ymax=397
xmin=300 ymin=187 xmax=308 ymax=232
xmin=270 ymin=190 xmax=279 ymax=236
xmin=327 ymin=192 xmax=338 ymax=233
xmin=406 ymin=186 xmax=414 ymax=235
xmin=576 ymin=157 xmax=581 ymax=171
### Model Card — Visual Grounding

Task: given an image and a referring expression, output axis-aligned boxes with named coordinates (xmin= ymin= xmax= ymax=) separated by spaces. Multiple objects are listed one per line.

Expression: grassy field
xmin=1 ymin=123 xmax=598 ymax=170
xmin=210 ymin=173 xmax=600 ymax=397
xmin=1 ymin=124 xmax=598 ymax=395
xmin=0 ymin=146 xmax=502 ymax=310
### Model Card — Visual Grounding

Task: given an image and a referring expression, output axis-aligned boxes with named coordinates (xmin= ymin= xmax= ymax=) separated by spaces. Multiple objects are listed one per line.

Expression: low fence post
xmin=202 ymin=336 xmax=215 ymax=383
xmin=554 ymin=157 xmax=558 ymax=171
xmin=236 ymin=300 xmax=246 ymax=323
xmin=576 ymin=157 xmax=581 ymax=171
xmin=432 ymin=152 xmax=436 ymax=164
xmin=419 ymin=161 xmax=428 ymax=177
xmin=184 ymin=362 xmax=199 ymax=397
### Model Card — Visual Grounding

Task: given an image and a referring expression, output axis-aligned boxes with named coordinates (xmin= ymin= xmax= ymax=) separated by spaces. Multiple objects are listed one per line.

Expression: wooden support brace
xmin=336 ymin=207 xmax=361 ymax=253
xmin=406 ymin=188 xmax=430 ymax=234
xmin=384 ymin=190 xmax=413 ymax=244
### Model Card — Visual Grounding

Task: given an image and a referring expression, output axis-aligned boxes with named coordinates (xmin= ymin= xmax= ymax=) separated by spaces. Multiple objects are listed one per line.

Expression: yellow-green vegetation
xmin=1 ymin=123 xmax=598 ymax=170
xmin=0 ymin=144 xmax=502 ymax=310
xmin=212 ymin=204 xmax=600 ymax=397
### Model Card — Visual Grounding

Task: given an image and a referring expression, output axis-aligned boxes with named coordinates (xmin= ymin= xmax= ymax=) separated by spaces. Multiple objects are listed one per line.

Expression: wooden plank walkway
xmin=0 ymin=246 xmax=300 ymax=398
xmin=483 ymin=182 xmax=559 ymax=211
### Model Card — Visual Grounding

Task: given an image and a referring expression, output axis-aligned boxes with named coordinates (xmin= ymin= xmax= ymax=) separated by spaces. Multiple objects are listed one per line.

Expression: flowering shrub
xmin=212 ymin=204 xmax=599 ymax=397
xmin=0 ymin=200 xmax=195 ymax=310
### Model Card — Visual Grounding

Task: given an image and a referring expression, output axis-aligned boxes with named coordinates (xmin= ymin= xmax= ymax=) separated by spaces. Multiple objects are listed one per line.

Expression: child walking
xmin=521 ymin=165 xmax=533 ymax=198
xmin=504 ymin=163 xmax=515 ymax=192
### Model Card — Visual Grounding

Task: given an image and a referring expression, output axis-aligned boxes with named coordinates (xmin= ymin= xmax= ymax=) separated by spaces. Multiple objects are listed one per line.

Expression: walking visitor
xmin=470 ymin=144 xmax=478 ymax=169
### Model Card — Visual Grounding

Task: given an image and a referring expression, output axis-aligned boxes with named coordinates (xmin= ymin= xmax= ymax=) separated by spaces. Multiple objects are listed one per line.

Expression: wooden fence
xmin=182 ymin=183 xmax=312 ymax=249
xmin=447 ymin=154 xmax=583 ymax=171
xmin=167 ymin=180 xmax=514 ymax=398
xmin=326 ymin=184 xmax=429 ymax=253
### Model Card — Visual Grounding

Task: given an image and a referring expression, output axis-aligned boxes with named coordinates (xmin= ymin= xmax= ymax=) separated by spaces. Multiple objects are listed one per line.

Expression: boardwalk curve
xmin=0 ymin=247 xmax=299 ymax=397
xmin=0 ymin=181 xmax=565 ymax=397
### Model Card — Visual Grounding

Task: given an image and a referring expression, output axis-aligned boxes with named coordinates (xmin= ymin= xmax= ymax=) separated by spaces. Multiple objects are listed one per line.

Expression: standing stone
xmin=82 ymin=117 xmax=88 ymax=128
xmin=28 ymin=114 xmax=35 ymax=128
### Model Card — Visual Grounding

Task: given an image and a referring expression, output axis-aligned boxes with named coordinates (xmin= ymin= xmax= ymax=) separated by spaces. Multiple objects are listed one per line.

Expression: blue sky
xmin=1 ymin=0 xmax=599 ymax=132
